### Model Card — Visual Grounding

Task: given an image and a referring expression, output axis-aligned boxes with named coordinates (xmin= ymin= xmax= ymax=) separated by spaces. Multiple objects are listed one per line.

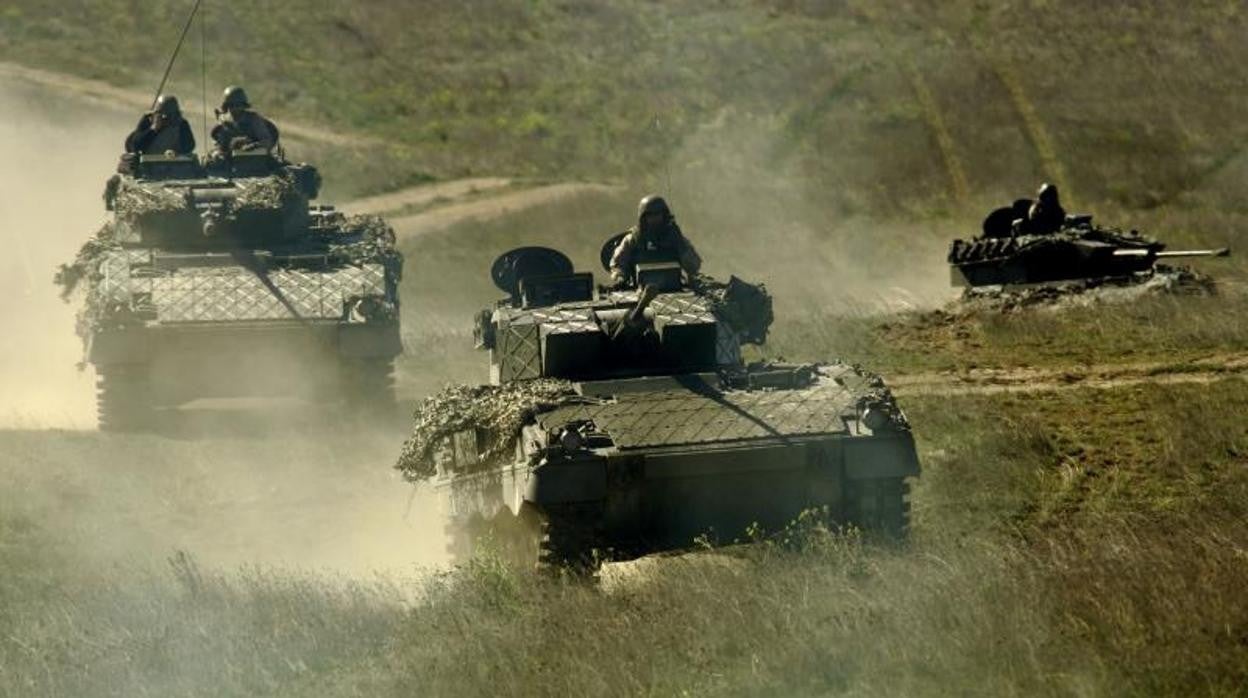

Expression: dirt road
xmin=0 ymin=60 xmax=382 ymax=149
xmin=889 ymin=352 xmax=1248 ymax=397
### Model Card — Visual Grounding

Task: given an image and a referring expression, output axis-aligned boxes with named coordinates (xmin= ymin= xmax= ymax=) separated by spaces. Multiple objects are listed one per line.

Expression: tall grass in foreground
xmin=5 ymin=382 xmax=1248 ymax=695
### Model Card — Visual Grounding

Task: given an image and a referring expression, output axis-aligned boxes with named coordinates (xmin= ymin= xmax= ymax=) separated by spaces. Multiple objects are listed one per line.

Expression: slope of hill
xmin=4 ymin=2 xmax=1248 ymax=696
xmin=2 ymin=0 xmax=1246 ymax=217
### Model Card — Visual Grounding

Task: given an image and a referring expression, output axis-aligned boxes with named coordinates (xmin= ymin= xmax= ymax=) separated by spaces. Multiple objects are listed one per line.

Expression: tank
xmin=948 ymin=199 xmax=1228 ymax=287
xmin=57 ymin=152 xmax=403 ymax=430
xmin=397 ymin=243 xmax=920 ymax=573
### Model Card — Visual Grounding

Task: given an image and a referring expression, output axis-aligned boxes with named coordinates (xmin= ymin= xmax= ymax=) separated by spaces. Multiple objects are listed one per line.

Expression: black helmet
xmin=637 ymin=194 xmax=672 ymax=225
xmin=1037 ymin=182 xmax=1059 ymax=204
xmin=154 ymin=94 xmax=182 ymax=117
xmin=220 ymin=85 xmax=250 ymax=110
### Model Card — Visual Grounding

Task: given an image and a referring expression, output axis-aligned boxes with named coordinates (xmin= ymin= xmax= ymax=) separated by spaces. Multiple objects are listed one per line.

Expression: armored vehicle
xmin=398 ymin=245 xmax=919 ymax=572
xmin=948 ymin=200 xmax=1228 ymax=287
xmin=60 ymin=152 xmax=402 ymax=430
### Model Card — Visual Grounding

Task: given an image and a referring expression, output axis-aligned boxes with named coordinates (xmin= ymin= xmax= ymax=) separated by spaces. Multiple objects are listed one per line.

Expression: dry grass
xmin=4 ymin=1 xmax=1248 ymax=695
xmin=3 ymin=1 xmax=1247 ymax=218
xmin=5 ymin=382 xmax=1248 ymax=696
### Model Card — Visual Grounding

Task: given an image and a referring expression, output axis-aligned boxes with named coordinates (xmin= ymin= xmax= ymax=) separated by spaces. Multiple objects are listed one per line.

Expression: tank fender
xmin=843 ymin=434 xmax=921 ymax=480
xmin=89 ymin=329 xmax=153 ymax=365
xmin=525 ymin=458 xmax=608 ymax=505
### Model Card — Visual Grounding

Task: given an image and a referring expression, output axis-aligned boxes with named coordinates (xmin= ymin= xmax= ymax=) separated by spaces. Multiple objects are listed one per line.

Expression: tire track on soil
xmin=890 ymin=353 xmax=1248 ymax=397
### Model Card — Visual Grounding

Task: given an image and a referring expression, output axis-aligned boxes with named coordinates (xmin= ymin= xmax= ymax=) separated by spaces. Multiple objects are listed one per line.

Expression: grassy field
xmin=5 ymin=379 xmax=1248 ymax=696
xmin=5 ymin=0 xmax=1248 ymax=695
xmin=3 ymin=1 xmax=1247 ymax=216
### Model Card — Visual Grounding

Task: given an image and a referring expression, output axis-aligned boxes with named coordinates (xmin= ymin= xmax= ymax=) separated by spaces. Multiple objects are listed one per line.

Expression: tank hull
xmin=436 ymin=364 xmax=918 ymax=567
xmin=89 ymin=320 xmax=399 ymax=402
xmin=948 ymin=235 xmax=1158 ymax=287
xmin=443 ymin=433 xmax=915 ymax=558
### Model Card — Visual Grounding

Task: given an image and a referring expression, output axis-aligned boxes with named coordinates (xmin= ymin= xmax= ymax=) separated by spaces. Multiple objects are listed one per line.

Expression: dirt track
xmin=0 ymin=60 xmax=622 ymax=241
xmin=0 ymin=60 xmax=381 ymax=149
xmin=890 ymin=352 xmax=1248 ymax=397
xmin=378 ymin=181 xmax=623 ymax=238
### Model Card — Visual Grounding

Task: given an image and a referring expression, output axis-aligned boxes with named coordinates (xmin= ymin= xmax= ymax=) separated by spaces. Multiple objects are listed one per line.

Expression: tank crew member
xmin=1018 ymin=182 xmax=1067 ymax=235
xmin=609 ymin=195 xmax=702 ymax=286
xmin=210 ymin=85 xmax=279 ymax=154
xmin=123 ymin=94 xmax=196 ymax=156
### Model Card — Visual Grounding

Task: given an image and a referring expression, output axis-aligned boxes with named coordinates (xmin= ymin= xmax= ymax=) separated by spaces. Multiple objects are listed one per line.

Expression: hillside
xmin=2 ymin=1 xmax=1247 ymax=216
xmin=3 ymin=2 xmax=1248 ymax=696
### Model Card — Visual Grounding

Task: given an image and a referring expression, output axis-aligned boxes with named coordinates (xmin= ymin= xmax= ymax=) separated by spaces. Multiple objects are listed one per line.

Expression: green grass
xmin=4 ymin=0 xmax=1248 ymax=221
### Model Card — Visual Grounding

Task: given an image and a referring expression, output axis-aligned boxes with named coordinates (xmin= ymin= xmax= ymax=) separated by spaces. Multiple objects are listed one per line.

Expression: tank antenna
xmin=199 ymin=3 xmax=208 ymax=148
xmin=150 ymin=0 xmax=204 ymax=109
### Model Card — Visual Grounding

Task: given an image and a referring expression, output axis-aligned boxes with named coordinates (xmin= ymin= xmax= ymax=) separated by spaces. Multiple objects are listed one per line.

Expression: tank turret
xmin=401 ymin=238 xmax=917 ymax=574
xmin=948 ymin=202 xmax=1229 ymax=287
xmin=60 ymin=152 xmax=401 ymax=431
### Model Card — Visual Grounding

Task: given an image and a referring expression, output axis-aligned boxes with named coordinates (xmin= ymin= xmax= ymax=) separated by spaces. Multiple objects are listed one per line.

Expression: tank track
xmin=96 ymin=364 xmax=156 ymax=432
xmin=848 ymin=477 xmax=911 ymax=538
xmin=339 ymin=358 xmax=396 ymax=412
xmin=446 ymin=507 xmax=546 ymax=570
xmin=539 ymin=503 xmax=604 ymax=576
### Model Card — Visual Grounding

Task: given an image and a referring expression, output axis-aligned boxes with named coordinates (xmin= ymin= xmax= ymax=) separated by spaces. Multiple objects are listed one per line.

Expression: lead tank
xmin=397 ymin=244 xmax=919 ymax=572
xmin=58 ymin=152 xmax=403 ymax=430
xmin=948 ymin=199 xmax=1228 ymax=287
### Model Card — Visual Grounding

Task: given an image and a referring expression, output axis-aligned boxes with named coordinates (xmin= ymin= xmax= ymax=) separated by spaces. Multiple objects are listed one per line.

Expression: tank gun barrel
xmin=1111 ymin=247 xmax=1230 ymax=259
xmin=610 ymin=284 xmax=659 ymax=340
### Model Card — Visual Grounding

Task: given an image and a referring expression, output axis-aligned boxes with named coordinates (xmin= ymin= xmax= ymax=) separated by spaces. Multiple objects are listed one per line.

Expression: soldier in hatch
xmin=609 ymin=195 xmax=702 ymax=286
xmin=210 ymin=85 xmax=279 ymax=155
xmin=124 ymin=94 xmax=196 ymax=156
xmin=116 ymin=94 xmax=195 ymax=175
xmin=1016 ymin=182 xmax=1067 ymax=235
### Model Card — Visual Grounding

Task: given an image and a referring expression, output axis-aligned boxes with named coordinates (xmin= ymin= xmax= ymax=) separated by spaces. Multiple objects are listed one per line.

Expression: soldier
xmin=210 ymin=85 xmax=278 ymax=155
xmin=1020 ymin=182 xmax=1067 ymax=235
xmin=123 ymin=94 xmax=196 ymax=156
xmin=609 ymin=195 xmax=702 ymax=286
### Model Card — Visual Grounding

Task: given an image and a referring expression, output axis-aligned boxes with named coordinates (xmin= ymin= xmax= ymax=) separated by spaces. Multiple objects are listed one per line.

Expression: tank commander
xmin=210 ymin=85 xmax=279 ymax=155
xmin=609 ymin=195 xmax=703 ymax=286
xmin=1016 ymin=182 xmax=1067 ymax=235
xmin=124 ymin=94 xmax=196 ymax=156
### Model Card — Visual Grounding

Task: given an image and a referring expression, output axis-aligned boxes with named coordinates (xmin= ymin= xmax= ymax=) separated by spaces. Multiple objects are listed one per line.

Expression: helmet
xmin=1037 ymin=182 xmax=1059 ymax=204
xmin=154 ymin=94 xmax=182 ymax=116
xmin=637 ymin=194 xmax=672 ymax=224
xmin=220 ymin=85 xmax=250 ymax=110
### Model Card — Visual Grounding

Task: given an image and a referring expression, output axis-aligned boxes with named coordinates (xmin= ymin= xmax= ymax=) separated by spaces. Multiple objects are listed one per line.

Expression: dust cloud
xmin=0 ymin=79 xmax=447 ymax=577
xmin=0 ymin=79 xmax=124 ymax=428
xmin=650 ymin=112 xmax=962 ymax=315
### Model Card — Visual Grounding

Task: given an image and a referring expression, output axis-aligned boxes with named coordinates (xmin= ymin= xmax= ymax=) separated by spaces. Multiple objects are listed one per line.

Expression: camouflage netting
xmin=233 ymin=171 xmax=305 ymax=211
xmin=396 ymin=378 xmax=585 ymax=482
xmin=956 ymin=265 xmax=1216 ymax=315
xmin=112 ymin=179 xmax=189 ymax=222
xmin=54 ymin=222 xmax=120 ymax=300
xmin=329 ymin=214 xmax=404 ymax=280
xmin=696 ymin=275 xmax=774 ymax=344
xmin=110 ymin=169 xmax=308 ymax=226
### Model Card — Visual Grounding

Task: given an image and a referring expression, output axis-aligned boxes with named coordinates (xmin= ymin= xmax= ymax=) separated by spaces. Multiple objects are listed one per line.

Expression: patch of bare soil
xmin=890 ymin=352 xmax=1248 ymax=397
xmin=0 ymin=60 xmax=380 ymax=149
xmin=382 ymin=182 xmax=624 ymax=238
xmin=345 ymin=177 xmax=513 ymax=216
